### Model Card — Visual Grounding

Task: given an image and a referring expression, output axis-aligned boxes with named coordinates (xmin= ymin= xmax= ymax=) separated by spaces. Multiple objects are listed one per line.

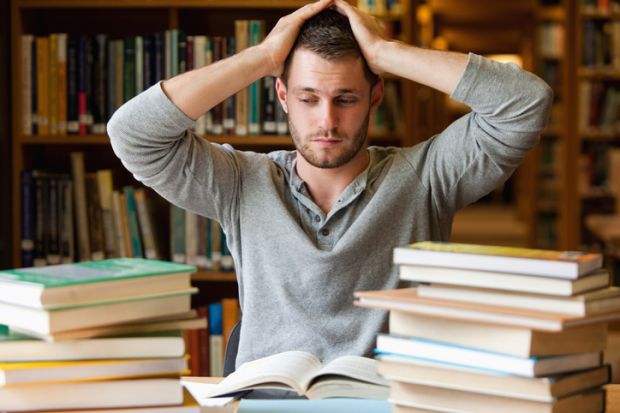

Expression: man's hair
xmin=280 ymin=8 xmax=380 ymax=86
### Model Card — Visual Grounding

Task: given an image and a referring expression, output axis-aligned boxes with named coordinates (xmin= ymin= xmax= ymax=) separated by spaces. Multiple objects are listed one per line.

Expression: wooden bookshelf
xmin=9 ymin=0 xmax=418 ymax=273
xmin=192 ymin=269 xmax=236 ymax=282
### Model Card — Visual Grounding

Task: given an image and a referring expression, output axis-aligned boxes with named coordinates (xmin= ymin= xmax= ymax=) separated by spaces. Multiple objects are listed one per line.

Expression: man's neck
xmin=295 ymin=149 xmax=370 ymax=215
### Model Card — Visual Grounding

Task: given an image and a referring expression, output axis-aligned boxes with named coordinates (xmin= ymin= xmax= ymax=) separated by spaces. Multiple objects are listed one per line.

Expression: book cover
xmin=394 ymin=242 xmax=603 ymax=279
xmin=0 ymin=258 xmax=195 ymax=289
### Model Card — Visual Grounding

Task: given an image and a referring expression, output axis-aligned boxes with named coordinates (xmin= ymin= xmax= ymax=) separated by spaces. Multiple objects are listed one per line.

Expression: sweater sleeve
xmin=106 ymin=82 xmax=239 ymax=225
xmin=402 ymin=53 xmax=553 ymax=216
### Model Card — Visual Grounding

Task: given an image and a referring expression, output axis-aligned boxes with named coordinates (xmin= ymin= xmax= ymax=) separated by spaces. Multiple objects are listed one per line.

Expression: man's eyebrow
xmin=291 ymin=87 xmax=363 ymax=95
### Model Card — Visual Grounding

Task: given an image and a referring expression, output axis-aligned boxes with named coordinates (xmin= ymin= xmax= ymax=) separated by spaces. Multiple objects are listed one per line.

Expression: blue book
xmin=376 ymin=334 xmax=602 ymax=377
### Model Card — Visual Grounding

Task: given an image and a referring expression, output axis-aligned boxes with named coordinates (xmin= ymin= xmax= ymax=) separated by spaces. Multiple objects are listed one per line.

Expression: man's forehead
xmin=287 ymin=49 xmax=369 ymax=92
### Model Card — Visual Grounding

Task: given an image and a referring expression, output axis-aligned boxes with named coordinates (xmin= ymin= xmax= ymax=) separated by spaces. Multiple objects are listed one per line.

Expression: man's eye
xmin=299 ymin=98 xmax=316 ymax=104
xmin=336 ymin=98 xmax=357 ymax=105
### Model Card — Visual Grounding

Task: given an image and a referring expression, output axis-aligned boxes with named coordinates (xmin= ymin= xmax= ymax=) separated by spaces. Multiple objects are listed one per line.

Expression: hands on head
xmin=261 ymin=0 xmax=389 ymax=78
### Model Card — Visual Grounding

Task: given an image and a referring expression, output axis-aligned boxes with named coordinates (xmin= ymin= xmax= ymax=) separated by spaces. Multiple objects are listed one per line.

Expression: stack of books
xmin=0 ymin=258 xmax=205 ymax=412
xmin=355 ymin=242 xmax=620 ymax=413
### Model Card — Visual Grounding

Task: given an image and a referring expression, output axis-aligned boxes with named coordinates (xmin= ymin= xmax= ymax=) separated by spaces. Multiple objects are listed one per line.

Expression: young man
xmin=108 ymin=0 xmax=552 ymax=370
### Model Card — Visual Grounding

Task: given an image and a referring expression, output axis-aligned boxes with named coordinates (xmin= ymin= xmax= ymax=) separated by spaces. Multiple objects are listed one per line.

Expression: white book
xmin=399 ymin=266 xmax=610 ymax=296
xmin=388 ymin=311 xmax=607 ymax=358
xmin=417 ymin=284 xmax=620 ymax=316
xmin=393 ymin=242 xmax=603 ymax=280
xmin=0 ymin=378 xmax=182 ymax=412
xmin=1 ymin=289 xmax=195 ymax=335
xmin=0 ymin=356 xmax=188 ymax=386
xmin=203 ymin=350 xmax=388 ymax=400
xmin=376 ymin=334 xmax=601 ymax=377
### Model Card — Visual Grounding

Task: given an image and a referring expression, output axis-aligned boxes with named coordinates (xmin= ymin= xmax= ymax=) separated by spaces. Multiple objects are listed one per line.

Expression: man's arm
xmin=163 ymin=0 xmax=334 ymax=120
xmin=108 ymin=0 xmax=334 ymax=222
xmin=333 ymin=0 xmax=467 ymax=95
xmin=334 ymin=0 xmax=553 ymax=217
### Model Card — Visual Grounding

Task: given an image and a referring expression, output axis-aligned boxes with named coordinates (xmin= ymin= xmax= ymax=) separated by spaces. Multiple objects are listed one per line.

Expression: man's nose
xmin=318 ymin=102 xmax=338 ymax=133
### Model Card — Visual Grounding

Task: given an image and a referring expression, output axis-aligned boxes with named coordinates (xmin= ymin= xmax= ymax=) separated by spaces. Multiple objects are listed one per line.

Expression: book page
xmin=308 ymin=356 xmax=388 ymax=387
xmin=202 ymin=351 xmax=322 ymax=398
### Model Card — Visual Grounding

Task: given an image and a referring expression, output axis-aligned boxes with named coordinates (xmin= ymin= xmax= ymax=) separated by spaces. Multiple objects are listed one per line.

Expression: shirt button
xmin=320 ymin=228 xmax=330 ymax=236
xmin=314 ymin=216 xmax=321 ymax=223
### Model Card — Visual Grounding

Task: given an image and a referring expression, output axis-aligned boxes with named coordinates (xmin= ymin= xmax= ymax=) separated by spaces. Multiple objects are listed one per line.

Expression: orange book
xmin=222 ymin=298 xmax=240 ymax=353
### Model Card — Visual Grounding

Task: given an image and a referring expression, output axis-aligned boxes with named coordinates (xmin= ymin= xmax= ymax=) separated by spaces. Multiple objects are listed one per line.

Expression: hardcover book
xmin=394 ymin=242 xmax=603 ymax=279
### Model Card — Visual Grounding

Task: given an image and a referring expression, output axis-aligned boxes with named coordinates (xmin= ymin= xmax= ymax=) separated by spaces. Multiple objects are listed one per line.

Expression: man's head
xmin=276 ymin=8 xmax=383 ymax=170
xmin=280 ymin=8 xmax=379 ymax=87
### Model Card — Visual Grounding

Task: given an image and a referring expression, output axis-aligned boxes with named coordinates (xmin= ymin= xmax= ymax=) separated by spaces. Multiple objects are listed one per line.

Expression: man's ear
xmin=275 ymin=77 xmax=288 ymax=114
xmin=370 ymin=78 xmax=384 ymax=113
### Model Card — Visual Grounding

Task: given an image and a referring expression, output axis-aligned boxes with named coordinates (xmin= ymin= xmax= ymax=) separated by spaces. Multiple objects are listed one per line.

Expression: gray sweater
xmin=108 ymin=53 xmax=552 ymax=368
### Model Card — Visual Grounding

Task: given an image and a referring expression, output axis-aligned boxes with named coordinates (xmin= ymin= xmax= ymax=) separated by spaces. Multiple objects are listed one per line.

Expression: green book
xmin=0 ymin=258 xmax=196 ymax=309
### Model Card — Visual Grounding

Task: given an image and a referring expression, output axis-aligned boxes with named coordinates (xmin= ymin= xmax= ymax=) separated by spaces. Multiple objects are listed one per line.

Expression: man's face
xmin=276 ymin=49 xmax=383 ymax=169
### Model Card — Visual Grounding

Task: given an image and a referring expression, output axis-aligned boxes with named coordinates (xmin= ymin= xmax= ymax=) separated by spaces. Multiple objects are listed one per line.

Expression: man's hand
xmin=332 ymin=0 xmax=390 ymax=75
xmin=261 ymin=0 xmax=334 ymax=77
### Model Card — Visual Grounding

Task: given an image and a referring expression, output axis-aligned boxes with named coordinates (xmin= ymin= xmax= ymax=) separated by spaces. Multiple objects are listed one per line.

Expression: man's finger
xmin=294 ymin=0 xmax=334 ymax=19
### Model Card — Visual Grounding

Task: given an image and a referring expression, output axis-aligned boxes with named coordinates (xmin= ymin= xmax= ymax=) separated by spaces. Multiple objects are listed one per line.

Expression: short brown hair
xmin=280 ymin=8 xmax=379 ymax=86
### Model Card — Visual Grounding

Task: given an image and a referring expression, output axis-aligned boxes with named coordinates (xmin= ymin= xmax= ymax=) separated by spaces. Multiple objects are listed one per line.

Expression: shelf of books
xmin=533 ymin=0 xmax=567 ymax=250
xmin=566 ymin=0 xmax=620 ymax=264
xmin=11 ymin=0 xmax=414 ymax=270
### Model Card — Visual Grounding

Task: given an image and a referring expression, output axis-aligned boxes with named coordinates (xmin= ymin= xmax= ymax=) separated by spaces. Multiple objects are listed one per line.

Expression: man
xmin=108 ymin=0 xmax=552 ymax=370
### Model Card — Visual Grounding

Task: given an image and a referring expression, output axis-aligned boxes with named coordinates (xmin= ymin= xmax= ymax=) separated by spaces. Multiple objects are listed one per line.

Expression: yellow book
xmin=234 ymin=20 xmax=249 ymax=136
xmin=0 ymin=357 xmax=189 ymax=386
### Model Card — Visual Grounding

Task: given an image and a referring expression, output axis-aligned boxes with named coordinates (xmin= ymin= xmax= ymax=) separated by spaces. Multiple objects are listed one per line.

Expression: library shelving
xmin=9 ymin=0 xmax=418 ymax=276
xmin=533 ymin=0 xmax=567 ymax=249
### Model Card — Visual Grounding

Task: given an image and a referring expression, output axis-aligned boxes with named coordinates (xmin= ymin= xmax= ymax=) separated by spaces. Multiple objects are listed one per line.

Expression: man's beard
xmin=289 ymin=111 xmax=370 ymax=169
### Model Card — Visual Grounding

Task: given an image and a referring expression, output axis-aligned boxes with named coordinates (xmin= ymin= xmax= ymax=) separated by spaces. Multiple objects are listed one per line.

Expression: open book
xmin=202 ymin=351 xmax=389 ymax=400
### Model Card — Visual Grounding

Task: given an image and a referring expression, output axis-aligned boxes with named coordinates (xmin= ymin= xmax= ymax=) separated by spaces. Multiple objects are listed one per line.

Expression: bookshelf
xmin=533 ymin=0 xmax=567 ymax=250
xmin=1 ymin=0 xmax=11 ymax=270
xmin=9 ymin=0 xmax=417 ymax=272
xmin=568 ymin=0 xmax=620 ymax=258
xmin=420 ymin=0 xmax=540 ymax=247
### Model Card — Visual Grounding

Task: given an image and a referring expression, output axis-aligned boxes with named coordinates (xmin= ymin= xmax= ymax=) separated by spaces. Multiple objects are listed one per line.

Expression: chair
xmin=222 ymin=320 xmax=241 ymax=376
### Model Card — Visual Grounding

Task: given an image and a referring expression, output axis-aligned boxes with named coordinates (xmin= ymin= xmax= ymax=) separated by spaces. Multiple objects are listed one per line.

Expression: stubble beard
xmin=289 ymin=111 xmax=370 ymax=169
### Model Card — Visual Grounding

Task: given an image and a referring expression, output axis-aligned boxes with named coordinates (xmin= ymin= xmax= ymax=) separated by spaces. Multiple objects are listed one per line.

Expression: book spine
xmin=57 ymin=33 xmax=68 ymax=135
xmin=21 ymin=35 xmax=33 ymax=135
xmin=86 ymin=174 xmax=105 ymax=261
xmin=20 ymin=170 xmax=35 ymax=267
xmin=135 ymin=35 xmax=144 ymax=94
xmin=134 ymin=188 xmax=161 ymax=259
xmin=36 ymin=36 xmax=50 ymax=135
xmin=234 ymin=20 xmax=248 ymax=136
xmin=114 ymin=39 xmax=124 ymax=109
xmin=111 ymin=190 xmax=129 ymax=257
xmin=223 ymin=36 xmax=236 ymax=135
xmin=77 ymin=35 xmax=87 ymax=135
xmin=123 ymin=36 xmax=136 ymax=103
xmin=49 ymin=33 xmax=59 ymax=135
xmin=33 ymin=172 xmax=47 ymax=266
xmin=60 ymin=177 xmax=75 ymax=263
xmin=66 ymin=36 xmax=79 ymax=134
xmin=46 ymin=174 xmax=61 ymax=264
xmin=123 ymin=186 xmax=144 ymax=258
xmin=107 ymin=40 xmax=116 ymax=124
xmin=170 ymin=205 xmax=186 ymax=264
xmin=92 ymin=34 xmax=107 ymax=134
xmin=208 ymin=302 xmax=224 ymax=377
xmin=70 ymin=152 xmax=91 ymax=261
